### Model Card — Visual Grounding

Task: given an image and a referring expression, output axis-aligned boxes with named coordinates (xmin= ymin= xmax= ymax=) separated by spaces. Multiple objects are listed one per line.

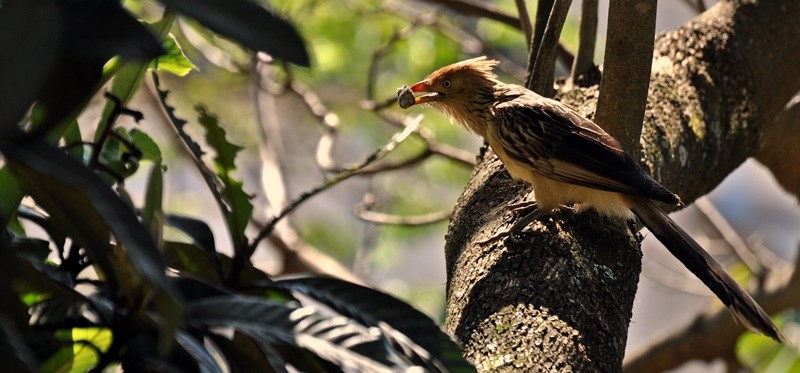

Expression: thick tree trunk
xmin=444 ymin=1 xmax=800 ymax=371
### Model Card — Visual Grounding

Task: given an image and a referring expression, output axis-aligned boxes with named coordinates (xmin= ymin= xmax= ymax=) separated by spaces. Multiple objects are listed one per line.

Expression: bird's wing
xmin=493 ymin=97 xmax=680 ymax=204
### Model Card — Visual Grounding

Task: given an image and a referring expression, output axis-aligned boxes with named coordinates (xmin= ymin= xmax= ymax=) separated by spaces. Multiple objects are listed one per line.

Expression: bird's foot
xmin=477 ymin=204 xmax=546 ymax=245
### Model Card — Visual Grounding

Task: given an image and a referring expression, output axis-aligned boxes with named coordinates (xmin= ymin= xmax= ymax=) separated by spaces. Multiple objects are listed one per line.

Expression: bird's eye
xmin=442 ymin=80 xmax=452 ymax=88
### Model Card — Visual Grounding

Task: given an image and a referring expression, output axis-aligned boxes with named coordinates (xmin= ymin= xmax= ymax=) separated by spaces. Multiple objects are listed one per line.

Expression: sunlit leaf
xmin=41 ymin=327 xmax=112 ymax=373
xmin=157 ymin=33 xmax=197 ymax=76
xmin=129 ymin=128 xmax=162 ymax=163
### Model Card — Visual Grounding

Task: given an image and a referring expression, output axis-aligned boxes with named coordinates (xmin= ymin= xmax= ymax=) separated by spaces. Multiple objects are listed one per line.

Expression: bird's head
xmin=407 ymin=56 xmax=500 ymax=108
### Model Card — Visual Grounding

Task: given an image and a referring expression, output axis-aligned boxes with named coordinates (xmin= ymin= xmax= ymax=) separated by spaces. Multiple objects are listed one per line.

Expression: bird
xmin=399 ymin=56 xmax=784 ymax=342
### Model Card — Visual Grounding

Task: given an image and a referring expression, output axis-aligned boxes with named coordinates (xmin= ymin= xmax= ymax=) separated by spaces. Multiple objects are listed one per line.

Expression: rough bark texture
xmin=444 ymin=1 xmax=800 ymax=371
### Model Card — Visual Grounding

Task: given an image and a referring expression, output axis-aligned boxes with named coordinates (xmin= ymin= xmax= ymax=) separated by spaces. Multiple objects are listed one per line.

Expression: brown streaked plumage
xmin=403 ymin=56 xmax=784 ymax=342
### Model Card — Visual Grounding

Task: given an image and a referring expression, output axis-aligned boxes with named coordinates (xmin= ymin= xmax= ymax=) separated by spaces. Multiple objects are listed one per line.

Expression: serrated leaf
xmin=157 ymin=0 xmax=309 ymax=66
xmin=157 ymin=33 xmax=197 ymax=76
xmin=276 ymin=277 xmax=474 ymax=372
xmin=194 ymin=105 xmax=253 ymax=253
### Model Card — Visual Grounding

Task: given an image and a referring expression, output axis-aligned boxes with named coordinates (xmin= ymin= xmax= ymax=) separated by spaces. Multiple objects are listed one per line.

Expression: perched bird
xmin=400 ymin=56 xmax=784 ymax=342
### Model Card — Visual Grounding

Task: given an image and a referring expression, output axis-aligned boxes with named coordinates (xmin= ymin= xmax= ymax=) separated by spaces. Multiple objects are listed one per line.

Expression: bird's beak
xmin=409 ymin=80 xmax=441 ymax=105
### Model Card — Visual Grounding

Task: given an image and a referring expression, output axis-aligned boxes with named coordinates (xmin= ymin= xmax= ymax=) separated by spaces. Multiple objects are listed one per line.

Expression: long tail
xmin=628 ymin=197 xmax=785 ymax=342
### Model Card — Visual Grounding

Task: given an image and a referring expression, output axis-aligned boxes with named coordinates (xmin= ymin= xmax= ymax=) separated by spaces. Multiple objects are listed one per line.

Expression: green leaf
xmin=142 ymin=163 xmax=165 ymax=244
xmin=164 ymin=241 xmax=224 ymax=284
xmin=194 ymin=105 xmax=253 ymax=254
xmin=164 ymin=214 xmax=224 ymax=281
xmin=276 ymin=277 xmax=474 ymax=372
xmin=129 ymin=128 xmax=162 ymax=163
xmin=0 ymin=0 xmax=60 ymax=133
xmin=41 ymin=327 xmax=112 ymax=373
xmin=157 ymin=33 xmax=197 ymax=76
xmin=156 ymin=0 xmax=310 ymax=66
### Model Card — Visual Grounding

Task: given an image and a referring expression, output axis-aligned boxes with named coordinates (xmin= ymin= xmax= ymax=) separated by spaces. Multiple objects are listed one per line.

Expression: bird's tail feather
xmin=629 ymin=197 xmax=784 ymax=342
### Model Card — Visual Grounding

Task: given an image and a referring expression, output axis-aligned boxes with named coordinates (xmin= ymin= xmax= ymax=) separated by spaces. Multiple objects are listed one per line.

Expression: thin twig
xmin=248 ymin=115 xmax=425 ymax=253
xmin=420 ymin=0 xmax=519 ymax=28
xmin=354 ymin=200 xmax=451 ymax=226
xmin=514 ymin=0 xmax=533 ymax=51
xmin=694 ymin=197 xmax=765 ymax=276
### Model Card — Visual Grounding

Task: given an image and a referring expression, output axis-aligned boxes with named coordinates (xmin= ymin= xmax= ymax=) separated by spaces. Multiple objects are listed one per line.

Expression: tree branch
xmin=594 ymin=0 xmax=658 ymax=154
xmin=526 ymin=0 xmax=572 ymax=96
xmin=445 ymin=1 xmax=800 ymax=370
xmin=568 ymin=0 xmax=598 ymax=86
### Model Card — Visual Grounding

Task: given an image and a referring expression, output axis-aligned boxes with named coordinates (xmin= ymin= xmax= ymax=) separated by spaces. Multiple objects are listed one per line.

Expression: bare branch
xmin=354 ymin=199 xmax=451 ymax=226
xmin=568 ymin=0 xmax=598 ymax=85
xmin=694 ymin=197 xmax=765 ymax=275
xmin=420 ymin=0 xmax=519 ymax=29
xmin=248 ymin=115 xmax=424 ymax=252
xmin=526 ymin=0 xmax=573 ymax=96
xmin=755 ymin=98 xmax=800 ymax=197
xmin=514 ymin=0 xmax=533 ymax=52
xmin=594 ymin=0 xmax=658 ymax=154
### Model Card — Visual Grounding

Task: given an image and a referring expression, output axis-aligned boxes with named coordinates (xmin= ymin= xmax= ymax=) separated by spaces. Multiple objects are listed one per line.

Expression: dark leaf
xmin=185 ymin=296 xmax=397 ymax=371
xmin=16 ymin=205 xmax=68 ymax=251
xmin=164 ymin=241 xmax=224 ymax=284
xmin=59 ymin=0 xmax=164 ymax=62
xmin=170 ymin=275 xmax=230 ymax=301
xmin=142 ymin=162 xmax=164 ymax=244
xmin=164 ymin=214 xmax=224 ymax=280
xmin=208 ymin=332 xmax=276 ymax=373
xmin=0 ymin=0 xmax=60 ymax=133
xmin=0 ymin=315 xmax=36 ymax=373
xmin=276 ymin=277 xmax=474 ymax=372
xmin=2 ymin=140 xmax=181 ymax=321
xmin=157 ymin=0 xmax=309 ymax=66
xmin=10 ymin=236 xmax=51 ymax=262
xmin=175 ymin=331 xmax=223 ymax=373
